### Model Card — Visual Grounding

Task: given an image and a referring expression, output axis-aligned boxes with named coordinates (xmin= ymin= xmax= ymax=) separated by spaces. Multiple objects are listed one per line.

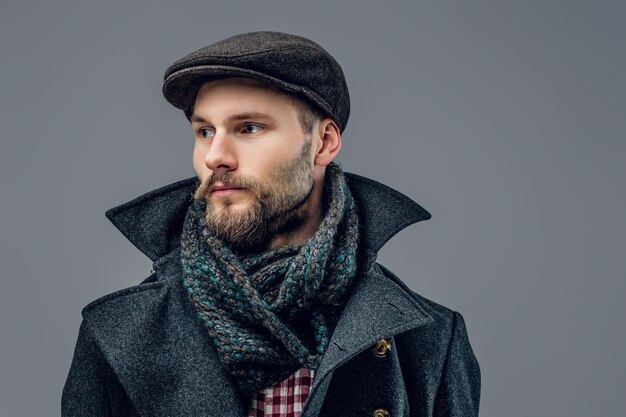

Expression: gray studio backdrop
xmin=1 ymin=1 xmax=625 ymax=416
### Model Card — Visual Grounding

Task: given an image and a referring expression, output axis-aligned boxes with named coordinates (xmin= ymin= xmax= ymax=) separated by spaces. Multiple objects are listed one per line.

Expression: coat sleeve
xmin=62 ymin=319 xmax=138 ymax=417
xmin=433 ymin=311 xmax=481 ymax=417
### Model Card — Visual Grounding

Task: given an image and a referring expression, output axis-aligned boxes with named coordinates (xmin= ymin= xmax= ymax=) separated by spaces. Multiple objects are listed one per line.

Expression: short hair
xmin=286 ymin=94 xmax=326 ymax=134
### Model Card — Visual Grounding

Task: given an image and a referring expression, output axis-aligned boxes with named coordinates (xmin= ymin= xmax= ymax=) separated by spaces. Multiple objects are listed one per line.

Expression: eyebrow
xmin=190 ymin=112 xmax=277 ymax=124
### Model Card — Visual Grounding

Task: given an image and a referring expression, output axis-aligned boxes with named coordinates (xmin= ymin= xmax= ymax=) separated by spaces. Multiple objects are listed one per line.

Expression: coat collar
xmin=104 ymin=171 xmax=431 ymax=266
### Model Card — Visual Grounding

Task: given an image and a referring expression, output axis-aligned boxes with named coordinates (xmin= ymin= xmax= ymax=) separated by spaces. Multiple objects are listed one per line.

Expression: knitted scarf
xmin=180 ymin=163 xmax=360 ymax=395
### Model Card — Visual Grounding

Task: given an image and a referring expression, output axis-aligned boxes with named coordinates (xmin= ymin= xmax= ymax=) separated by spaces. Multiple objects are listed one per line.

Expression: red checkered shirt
xmin=247 ymin=368 xmax=316 ymax=417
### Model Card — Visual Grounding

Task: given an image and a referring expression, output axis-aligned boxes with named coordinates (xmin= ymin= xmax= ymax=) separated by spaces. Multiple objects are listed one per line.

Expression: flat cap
xmin=162 ymin=31 xmax=350 ymax=132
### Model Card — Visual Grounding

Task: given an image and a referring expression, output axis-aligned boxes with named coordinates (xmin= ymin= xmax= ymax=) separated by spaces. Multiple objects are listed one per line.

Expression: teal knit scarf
xmin=180 ymin=163 xmax=360 ymax=395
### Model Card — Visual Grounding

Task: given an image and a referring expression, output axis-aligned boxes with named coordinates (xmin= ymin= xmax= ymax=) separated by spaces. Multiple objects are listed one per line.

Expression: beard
xmin=193 ymin=137 xmax=314 ymax=253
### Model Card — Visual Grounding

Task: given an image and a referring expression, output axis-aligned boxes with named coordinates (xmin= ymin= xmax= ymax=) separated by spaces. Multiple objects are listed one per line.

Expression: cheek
xmin=250 ymin=140 xmax=296 ymax=167
xmin=192 ymin=147 xmax=209 ymax=180
xmin=244 ymin=153 xmax=283 ymax=182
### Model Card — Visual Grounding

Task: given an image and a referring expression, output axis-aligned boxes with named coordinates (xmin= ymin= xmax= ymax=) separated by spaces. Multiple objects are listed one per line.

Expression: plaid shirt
xmin=247 ymin=368 xmax=316 ymax=417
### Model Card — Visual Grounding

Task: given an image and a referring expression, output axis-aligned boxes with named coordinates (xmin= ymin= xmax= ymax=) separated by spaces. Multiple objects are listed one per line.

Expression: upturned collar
xmin=104 ymin=172 xmax=431 ymax=267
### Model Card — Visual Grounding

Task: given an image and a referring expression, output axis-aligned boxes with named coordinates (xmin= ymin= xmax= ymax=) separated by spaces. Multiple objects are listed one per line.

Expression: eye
xmin=198 ymin=128 xmax=215 ymax=138
xmin=241 ymin=124 xmax=264 ymax=134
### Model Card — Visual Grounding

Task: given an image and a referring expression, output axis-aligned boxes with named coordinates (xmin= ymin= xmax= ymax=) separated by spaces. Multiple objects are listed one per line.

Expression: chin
xmin=209 ymin=200 xmax=252 ymax=218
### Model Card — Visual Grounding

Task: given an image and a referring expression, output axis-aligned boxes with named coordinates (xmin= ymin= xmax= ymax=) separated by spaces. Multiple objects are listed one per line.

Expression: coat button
xmin=372 ymin=408 xmax=390 ymax=417
xmin=372 ymin=338 xmax=392 ymax=358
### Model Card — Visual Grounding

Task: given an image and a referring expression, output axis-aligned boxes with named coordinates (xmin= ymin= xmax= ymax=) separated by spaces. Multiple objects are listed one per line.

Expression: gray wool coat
xmin=62 ymin=172 xmax=481 ymax=417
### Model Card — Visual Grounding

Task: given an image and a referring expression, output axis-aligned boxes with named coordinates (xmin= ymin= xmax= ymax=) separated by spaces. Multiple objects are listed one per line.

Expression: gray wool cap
xmin=162 ymin=31 xmax=350 ymax=132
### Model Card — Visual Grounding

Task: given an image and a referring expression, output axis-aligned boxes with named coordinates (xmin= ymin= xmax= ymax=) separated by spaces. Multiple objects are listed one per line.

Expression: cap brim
xmin=162 ymin=65 xmax=334 ymax=122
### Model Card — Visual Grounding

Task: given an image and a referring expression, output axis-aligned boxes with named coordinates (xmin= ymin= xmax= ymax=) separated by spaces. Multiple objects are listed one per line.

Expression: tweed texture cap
xmin=162 ymin=31 xmax=350 ymax=132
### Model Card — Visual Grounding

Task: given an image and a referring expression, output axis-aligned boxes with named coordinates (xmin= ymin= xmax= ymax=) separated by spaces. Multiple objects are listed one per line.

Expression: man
xmin=62 ymin=31 xmax=480 ymax=417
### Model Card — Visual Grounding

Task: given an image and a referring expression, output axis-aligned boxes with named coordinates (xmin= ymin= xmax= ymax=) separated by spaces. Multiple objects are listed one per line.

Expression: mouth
xmin=210 ymin=184 xmax=246 ymax=197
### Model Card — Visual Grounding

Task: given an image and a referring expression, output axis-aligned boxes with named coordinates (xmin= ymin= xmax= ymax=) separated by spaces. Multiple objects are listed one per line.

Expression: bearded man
xmin=62 ymin=31 xmax=481 ymax=417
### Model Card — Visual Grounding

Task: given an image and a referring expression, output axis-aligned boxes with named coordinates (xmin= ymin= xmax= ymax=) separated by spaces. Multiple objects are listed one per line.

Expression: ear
xmin=314 ymin=118 xmax=342 ymax=166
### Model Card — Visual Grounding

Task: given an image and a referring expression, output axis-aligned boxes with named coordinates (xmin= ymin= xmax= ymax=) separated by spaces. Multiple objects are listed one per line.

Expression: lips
xmin=210 ymin=184 xmax=245 ymax=192
xmin=209 ymin=183 xmax=247 ymax=198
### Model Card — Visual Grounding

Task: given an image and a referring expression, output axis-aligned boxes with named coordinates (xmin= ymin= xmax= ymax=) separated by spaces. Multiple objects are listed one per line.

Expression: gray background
xmin=1 ymin=1 xmax=624 ymax=416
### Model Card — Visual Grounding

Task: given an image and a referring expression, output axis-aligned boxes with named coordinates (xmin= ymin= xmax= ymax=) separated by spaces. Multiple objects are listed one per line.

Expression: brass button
xmin=372 ymin=338 xmax=392 ymax=358
xmin=372 ymin=408 xmax=390 ymax=417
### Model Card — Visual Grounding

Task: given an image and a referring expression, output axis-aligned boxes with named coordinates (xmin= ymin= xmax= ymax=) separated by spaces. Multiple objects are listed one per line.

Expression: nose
xmin=204 ymin=131 xmax=237 ymax=174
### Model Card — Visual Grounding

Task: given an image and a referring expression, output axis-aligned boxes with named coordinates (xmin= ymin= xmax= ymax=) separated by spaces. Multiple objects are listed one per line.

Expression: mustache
xmin=194 ymin=172 xmax=262 ymax=201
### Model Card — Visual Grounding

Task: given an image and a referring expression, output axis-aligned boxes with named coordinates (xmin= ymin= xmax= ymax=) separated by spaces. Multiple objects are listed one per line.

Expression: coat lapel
xmin=300 ymin=265 xmax=433 ymax=417
xmin=84 ymin=251 xmax=246 ymax=416
xmin=317 ymin=266 xmax=433 ymax=380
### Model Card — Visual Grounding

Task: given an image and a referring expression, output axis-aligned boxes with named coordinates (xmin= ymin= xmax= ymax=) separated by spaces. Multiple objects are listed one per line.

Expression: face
xmin=191 ymin=78 xmax=316 ymax=252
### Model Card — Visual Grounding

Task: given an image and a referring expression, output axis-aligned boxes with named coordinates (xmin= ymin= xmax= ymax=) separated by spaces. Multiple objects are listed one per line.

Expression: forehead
xmin=193 ymin=78 xmax=295 ymax=112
